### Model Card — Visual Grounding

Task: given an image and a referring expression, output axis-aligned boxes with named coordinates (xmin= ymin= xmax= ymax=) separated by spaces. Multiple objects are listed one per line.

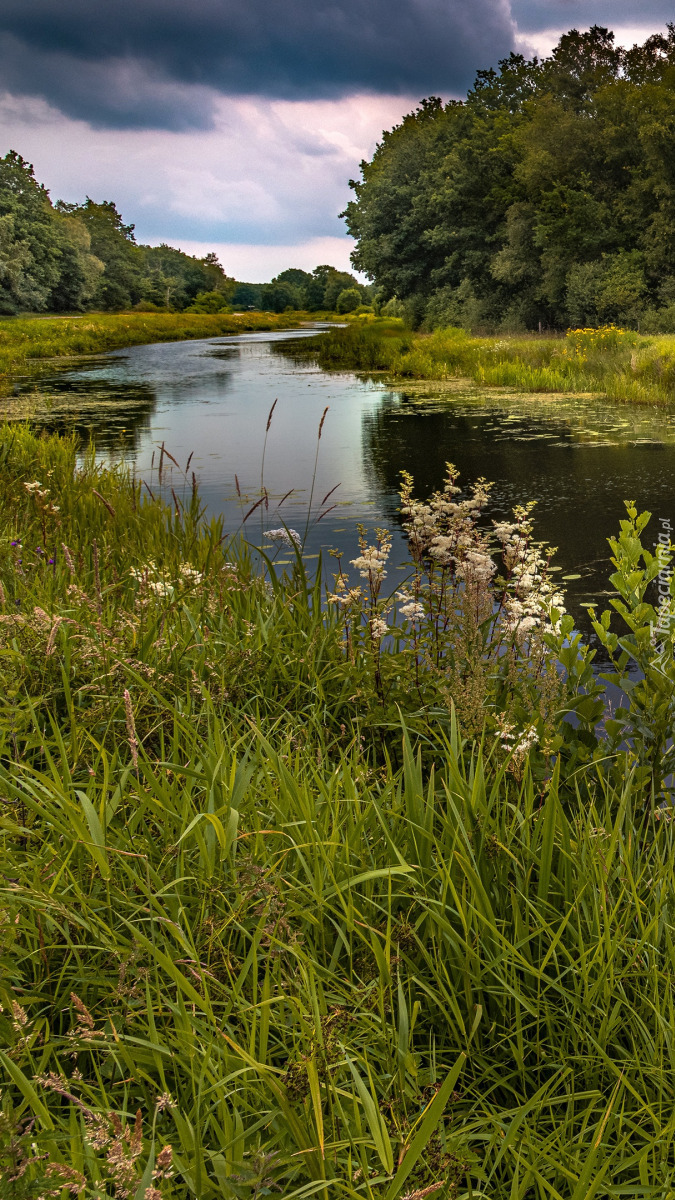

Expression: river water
xmin=17 ymin=326 xmax=675 ymax=638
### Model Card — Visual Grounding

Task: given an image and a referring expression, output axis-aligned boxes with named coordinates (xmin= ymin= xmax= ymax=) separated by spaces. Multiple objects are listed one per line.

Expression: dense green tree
xmin=0 ymin=152 xmax=102 ymax=314
xmin=260 ymin=280 xmax=303 ymax=311
xmin=186 ymin=290 xmax=231 ymax=313
xmin=336 ymin=287 xmax=362 ymax=313
xmin=141 ymin=245 xmax=234 ymax=310
xmin=58 ymin=199 xmax=144 ymax=310
xmin=343 ymin=26 xmax=675 ymax=330
xmin=275 ymin=268 xmax=313 ymax=290
xmin=50 ymin=215 xmax=104 ymax=311
xmin=231 ymin=282 xmax=263 ymax=309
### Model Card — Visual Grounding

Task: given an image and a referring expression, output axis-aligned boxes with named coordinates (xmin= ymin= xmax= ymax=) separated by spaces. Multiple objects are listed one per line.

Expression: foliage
xmin=0 ymin=154 xmax=237 ymax=315
xmin=0 ymin=153 xmax=103 ymax=316
xmin=58 ymin=198 xmax=145 ymax=311
xmin=140 ymin=247 xmax=235 ymax=313
xmin=591 ymin=501 xmax=675 ymax=802
xmin=260 ymin=279 xmax=303 ymax=312
xmin=231 ymin=282 xmax=264 ymax=310
xmin=336 ymin=287 xmax=363 ymax=314
xmin=186 ymin=290 xmax=233 ymax=314
xmin=1 ymin=424 xmax=675 ymax=1195
xmin=259 ymin=266 xmax=372 ymax=314
xmin=344 ymin=25 xmax=675 ymax=330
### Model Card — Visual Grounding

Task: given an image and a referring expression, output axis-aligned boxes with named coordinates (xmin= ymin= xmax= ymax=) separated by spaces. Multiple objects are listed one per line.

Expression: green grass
xmin=284 ymin=320 xmax=675 ymax=404
xmin=2 ymin=426 xmax=675 ymax=1196
xmin=0 ymin=310 xmax=307 ymax=395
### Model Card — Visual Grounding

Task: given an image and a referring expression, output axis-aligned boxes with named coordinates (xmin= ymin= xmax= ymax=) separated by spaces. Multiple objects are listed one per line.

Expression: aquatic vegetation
xmin=3 ymin=424 xmax=675 ymax=1195
xmin=0 ymin=310 xmax=304 ymax=395
xmin=285 ymin=320 xmax=675 ymax=404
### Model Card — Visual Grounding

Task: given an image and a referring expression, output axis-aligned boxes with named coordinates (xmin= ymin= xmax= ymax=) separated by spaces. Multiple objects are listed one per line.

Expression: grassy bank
xmin=3 ymin=426 xmax=675 ymax=1195
xmin=284 ymin=320 xmax=675 ymax=404
xmin=0 ymin=311 xmax=307 ymax=395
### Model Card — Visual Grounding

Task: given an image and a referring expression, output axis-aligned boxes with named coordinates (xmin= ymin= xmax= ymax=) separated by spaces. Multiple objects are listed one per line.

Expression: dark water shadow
xmin=12 ymin=377 xmax=157 ymax=452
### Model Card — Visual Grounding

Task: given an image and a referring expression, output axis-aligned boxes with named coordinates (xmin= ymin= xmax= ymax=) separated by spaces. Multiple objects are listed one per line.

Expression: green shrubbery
xmin=2 ymin=424 xmax=675 ymax=1194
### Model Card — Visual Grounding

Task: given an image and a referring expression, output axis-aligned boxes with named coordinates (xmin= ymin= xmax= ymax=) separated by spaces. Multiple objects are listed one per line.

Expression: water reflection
xmin=9 ymin=375 xmax=157 ymax=451
xmin=361 ymin=389 xmax=675 ymax=620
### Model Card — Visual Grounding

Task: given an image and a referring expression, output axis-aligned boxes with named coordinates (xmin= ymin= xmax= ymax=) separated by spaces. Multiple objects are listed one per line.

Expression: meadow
xmin=290 ymin=320 xmax=675 ymax=405
xmin=3 ymin=418 xmax=675 ymax=1197
xmin=0 ymin=311 xmax=305 ymax=395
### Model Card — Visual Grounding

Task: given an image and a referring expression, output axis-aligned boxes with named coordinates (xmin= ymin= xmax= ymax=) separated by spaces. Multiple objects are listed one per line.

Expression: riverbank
xmin=3 ymin=423 xmax=675 ymax=1195
xmin=283 ymin=319 xmax=675 ymax=404
xmin=0 ymin=310 xmax=309 ymax=394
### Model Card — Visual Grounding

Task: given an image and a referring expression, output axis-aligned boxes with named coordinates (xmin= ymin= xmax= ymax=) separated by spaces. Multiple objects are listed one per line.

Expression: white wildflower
xmin=350 ymin=545 xmax=389 ymax=580
xmin=514 ymin=615 xmax=539 ymax=644
xmin=179 ymin=564 xmax=203 ymax=584
xmin=456 ymin=549 xmax=496 ymax=584
xmin=328 ymin=586 xmax=362 ymax=609
xmin=148 ymin=580 xmax=174 ymax=598
xmin=370 ymin=617 xmax=389 ymax=639
xmin=399 ymin=601 xmax=425 ymax=623
xmin=264 ymin=527 xmax=301 ymax=548
xmin=493 ymin=521 xmax=518 ymax=541
xmin=516 ymin=725 xmax=539 ymax=752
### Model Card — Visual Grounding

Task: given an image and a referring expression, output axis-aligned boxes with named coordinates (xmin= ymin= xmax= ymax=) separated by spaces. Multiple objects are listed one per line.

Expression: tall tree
xmin=343 ymin=26 xmax=675 ymax=330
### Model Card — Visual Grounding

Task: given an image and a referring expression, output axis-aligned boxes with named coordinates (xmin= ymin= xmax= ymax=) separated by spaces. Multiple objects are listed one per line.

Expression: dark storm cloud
xmin=0 ymin=0 xmax=517 ymax=129
xmin=510 ymin=0 xmax=674 ymax=33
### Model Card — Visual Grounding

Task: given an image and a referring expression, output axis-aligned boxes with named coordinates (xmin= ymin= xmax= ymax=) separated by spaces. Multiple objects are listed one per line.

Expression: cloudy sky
xmin=0 ymin=1 xmax=671 ymax=280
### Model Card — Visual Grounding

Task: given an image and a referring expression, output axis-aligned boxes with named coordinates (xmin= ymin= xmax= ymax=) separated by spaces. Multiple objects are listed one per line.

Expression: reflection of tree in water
xmin=7 ymin=378 xmax=157 ymax=453
xmin=361 ymin=391 xmax=675 ymax=640
xmin=360 ymin=393 xmax=542 ymax=524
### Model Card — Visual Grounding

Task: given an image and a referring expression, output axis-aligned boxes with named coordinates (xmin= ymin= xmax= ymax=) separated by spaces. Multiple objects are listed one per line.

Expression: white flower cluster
xmin=179 ymin=564 xmax=203 ymax=584
xmin=493 ymin=515 xmax=566 ymax=641
xmin=24 ymin=479 xmax=59 ymax=511
xmin=24 ymin=479 xmax=49 ymax=498
xmin=401 ymin=466 xmax=492 ymax=573
xmin=396 ymin=590 xmax=425 ymax=624
xmin=370 ymin=617 xmax=389 ymax=639
xmin=129 ymin=560 xmax=204 ymax=599
xmin=497 ymin=717 xmax=539 ymax=757
xmin=264 ymin=527 xmax=301 ymax=548
xmin=148 ymin=580 xmax=174 ymax=598
xmin=350 ymin=543 xmax=390 ymax=581
xmin=327 ymin=585 xmax=363 ymax=610
xmin=400 ymin=465 xmax=565 ymax=646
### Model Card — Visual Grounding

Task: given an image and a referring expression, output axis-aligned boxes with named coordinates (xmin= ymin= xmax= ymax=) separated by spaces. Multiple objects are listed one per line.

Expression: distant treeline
xmin=0 ymin=151 xmax=371 ymax=316
xmin=231 ymin=268 xmax=373 ymax=315
xmin=344 ymin=26 xmax=675 ymax=332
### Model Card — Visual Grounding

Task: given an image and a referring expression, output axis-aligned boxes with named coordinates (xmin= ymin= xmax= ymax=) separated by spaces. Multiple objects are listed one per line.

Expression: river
xmin=17 ymin=325 xmax=675 ymax=638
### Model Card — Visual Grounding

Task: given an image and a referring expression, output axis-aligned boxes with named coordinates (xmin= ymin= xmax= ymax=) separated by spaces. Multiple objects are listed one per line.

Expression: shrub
xmin=335 ymin=286 xmax=362 ymax=313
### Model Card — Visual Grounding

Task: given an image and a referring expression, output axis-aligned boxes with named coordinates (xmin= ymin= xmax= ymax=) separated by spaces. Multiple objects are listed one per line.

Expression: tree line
xmin=0 ymin=151 xmax=370 ymax=316
xmin=343 ymin=26 xmax=675 ymax=332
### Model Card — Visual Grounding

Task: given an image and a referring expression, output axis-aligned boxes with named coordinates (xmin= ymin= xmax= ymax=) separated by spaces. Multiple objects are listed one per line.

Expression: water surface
xmin=14 ymin=327 xmax=675 ymax=635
